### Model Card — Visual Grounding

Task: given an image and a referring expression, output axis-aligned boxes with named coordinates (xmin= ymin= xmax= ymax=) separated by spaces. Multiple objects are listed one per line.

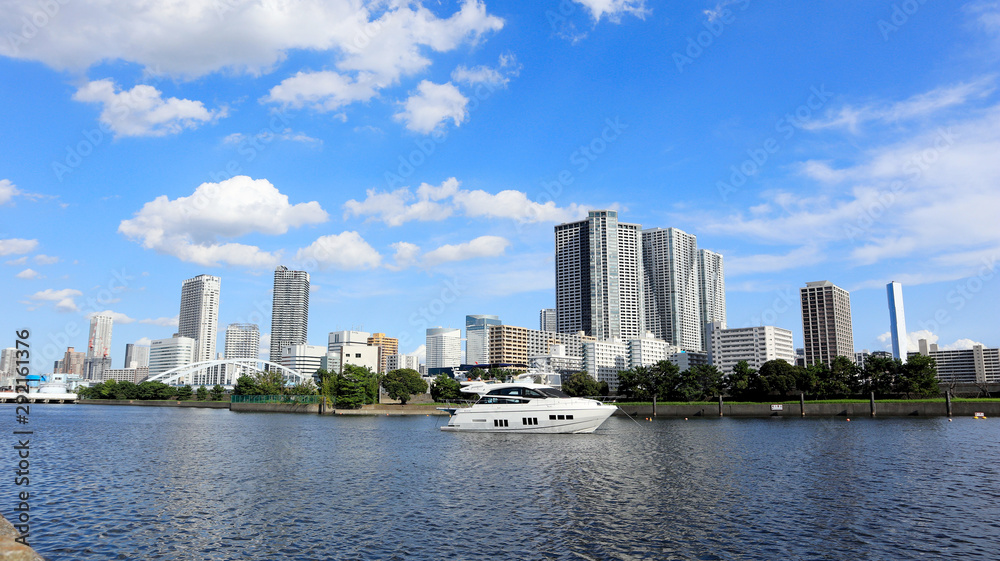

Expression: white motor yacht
xmin=440 ymin=381 xmax=616 ymax=434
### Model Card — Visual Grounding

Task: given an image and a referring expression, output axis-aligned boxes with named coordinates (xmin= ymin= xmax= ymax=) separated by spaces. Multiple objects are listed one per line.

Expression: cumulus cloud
xmin=394 ymin=80 xmax=469 ymax=133
xmin=573 ymin=0 xmax=649 ymax=22
xmin=15 ymin=268 xmax=39 ymax=279
xmin=422 ymin=235 xmax=511 ymax=267
xmin=262 ymin=71 xmax=380 ymax=112
xmin=73 ymin=79 xmax=225 ymax=138
xmin=86 ymin=310 xmax=136 ymax=324
xmin=140 ymin=316 xmax=179 ymax=327
xmin=295 ymin=232 xmax=382 ymax=270
xmin=0 ymin=179 xmax=20 ymax=205
xmin=34 ymin=254 xmax=59 ymax=265
xmin=29 ymin=288 xmax=82 ymax=312
xmin=451 ymin=53 xmax=520 ymax=88
xmin=387 ymin=242 xmax=422 ymax=271
xmin=0 ymin=238 xmax=38 ymax=256
xmin=344 ymin=177 xmax=589 ymax=226
xmin=119 ymin=176 xmax=329 ymax=267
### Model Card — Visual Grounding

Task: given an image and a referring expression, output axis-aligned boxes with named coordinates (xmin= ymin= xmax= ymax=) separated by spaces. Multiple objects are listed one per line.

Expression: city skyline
xmin=4 ymin=1 xmax=998 ymax=373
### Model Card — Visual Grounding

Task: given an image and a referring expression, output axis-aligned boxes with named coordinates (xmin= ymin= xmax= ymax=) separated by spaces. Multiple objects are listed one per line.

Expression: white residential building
xmin=698 ymin=249 xmax=726 ymax=351
xmin=583 ymin=339 xmax=629 ymax=392
xmin=386 ymin=354 xmax=420 ymax=372
xmin=270 ymin=266 xmax=309 ymax=363
xmin=642 ymin=227 xmax=702 ymax=351
xmin=539 ymin=308 xmax=557 ymax=333
xmin=426 ymin=327 xmax=461 ymax=370
xmin=555 ymin=210 xmax=643 ymax=340
xmin=800 ymin=280 xmax=855 ymax=366
xmin=708 ymin=322 xmax=795 ymax=374
xmin=281 ymin=344 xmax=328 ymax=379
xmin=87 ymin=314 xmax=113 ymax=361
xmin=628 ymin=333 xmax=681 ymax=369
xmin=466 ymin=315 xmax=501 ymax=366
xmin=225 ymin=323 xmax=260 ymax=379
xmin=124 ymin=343 xmax=149 ymax=369
xmin=178 ymin=274 xmax=221 ymax=364
xmin=327 ymin=331 xmax=379 ymax=373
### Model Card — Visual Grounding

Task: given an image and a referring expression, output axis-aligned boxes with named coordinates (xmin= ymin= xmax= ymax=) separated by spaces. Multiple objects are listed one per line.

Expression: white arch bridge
xmin=145 ymin=359 xmax=312 ymax=387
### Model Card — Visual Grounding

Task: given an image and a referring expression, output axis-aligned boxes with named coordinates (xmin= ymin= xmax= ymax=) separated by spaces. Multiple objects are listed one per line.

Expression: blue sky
xmin=3 ymin=0 xmax=998 ymax=371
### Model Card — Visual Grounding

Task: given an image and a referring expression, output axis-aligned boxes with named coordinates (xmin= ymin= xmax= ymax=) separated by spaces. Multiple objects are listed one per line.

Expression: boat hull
xmin=440 ymin=402 xmax=617 ymax=434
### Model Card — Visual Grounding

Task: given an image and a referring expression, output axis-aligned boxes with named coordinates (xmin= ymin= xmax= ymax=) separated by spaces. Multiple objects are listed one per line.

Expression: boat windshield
xmin=537 ymin=387 xmax=570 ymax=398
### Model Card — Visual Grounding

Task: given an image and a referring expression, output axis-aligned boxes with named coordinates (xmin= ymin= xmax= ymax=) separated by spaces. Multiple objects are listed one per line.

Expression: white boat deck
xmin=0 ymin=391 xmax=77 ymax=403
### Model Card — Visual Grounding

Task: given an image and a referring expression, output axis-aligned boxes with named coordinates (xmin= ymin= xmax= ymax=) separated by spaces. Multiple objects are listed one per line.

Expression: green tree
xmin=675 ymin=364 xmax=724 ymax=401
xmin=617 ymin=366 xmax=651 ymax=400
xmin=430 ymin=374 xmax=463 ymax=402
xmin=817 ymin=356 xmax=858 ymax=398
xmin=862 ymin=356 xmax=898 ymax=397
xmin=253 ymin=370 xmax=287 ymax=395
xmin=383 ymin=368 xmax=428 ymax=405
xmin=758 ymin=359 xmax=798 ymax=398
xmin=725 ymin=360 xmax=757 ymax=400
xmin=176 ymin=385 xmax=193 ymax=400
xmin=210 ymin=384 xmax=225 ymax=401
xmin=468 ymin=367 xmax=487 ymax=380
xmin=562 ymin=371 xmax=601 ymax=397
xmin=196 ymin=385 xmax=208 ymax=401
xmin=897 ymin=354 xmax=939 ymax=398
xmin=112 ymin=380 xmax=139 ymax=400
xmin=233 ymin=375 xmax=260 ymax=395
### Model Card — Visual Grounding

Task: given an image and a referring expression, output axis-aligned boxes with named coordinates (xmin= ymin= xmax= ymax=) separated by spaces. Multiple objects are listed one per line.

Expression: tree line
xmin=77 ymin=379 xmax=226 ymax=401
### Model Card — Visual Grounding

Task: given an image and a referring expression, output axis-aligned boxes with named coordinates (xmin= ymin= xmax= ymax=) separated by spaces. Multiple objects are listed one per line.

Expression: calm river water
xmin=7 ymin=405 xmax=1000 ymax=560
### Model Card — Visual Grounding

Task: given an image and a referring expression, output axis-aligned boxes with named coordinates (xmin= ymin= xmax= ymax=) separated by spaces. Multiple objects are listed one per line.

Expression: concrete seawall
xmin=230 ymin=402 xmax=320 ymax=413
xmin=616 ymin=401 xmax=1000 ymax=418
xmin=77 ymin=399 xmax=229 ymax=408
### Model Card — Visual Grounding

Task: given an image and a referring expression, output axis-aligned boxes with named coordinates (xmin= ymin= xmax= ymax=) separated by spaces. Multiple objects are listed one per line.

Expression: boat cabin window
xmin=521 ymin=388 xmax=547 ymax=399
xmin=538 ymin=387 xmax=570 ymax=398
xmin=477 ymin=396 xmax=525 ymax=405
xmin=487 ymin=387 xmax=522 ymax=396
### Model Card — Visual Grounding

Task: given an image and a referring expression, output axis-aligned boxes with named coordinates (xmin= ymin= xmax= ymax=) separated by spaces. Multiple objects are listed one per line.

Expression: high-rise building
xmin=87 ymin=314 xmax=113 ymax=361
xmin=487 ymin=324 xmax=587 ymax=367
xmin=0 ymin=348 xmax=17 ymax=380
xmin=148 ymin=336 xmax=195 ymax=379
xmin=328 ymin=331 xmax=379 ymax=374
xmin=426 ymin=327 xmax=461 ymax=370
xmin=225 ymin=323 xmax=260 ymax=379
xmin=642 ymin=227 xmax=702 ymax=351
xmin=367 ymin=333 xmax=399 ymax=373
xmin=59 ymin=347 xmax=86 ymax=376
xmin=887 ymin=281 xmax=908 ymax=364
xmin=708 ymin=322 xmax=795 ymax=374
xmin=270 ymin=266 xmax=310 ymax=363
xmin=466 ymin=315 xmax=501 ymax=366
xmin=800 ymin=281 xmax=855 ymax=366
xmin=178 ymin=274 xmax=221 ymax=364
xmin=124 ymin=343 xmax=150 ymax=369
xmin=555 ymin=210 xmax=643 ymax=340
xmin=539 ymin=309 xmax=557 ymax=333
xmin=912 ymin=342 xmax=999 ymax=383
xmin=386 ymin=354 xmax=420 ymax=372
xmin=698 ymin=249 xmax=726 ymax=351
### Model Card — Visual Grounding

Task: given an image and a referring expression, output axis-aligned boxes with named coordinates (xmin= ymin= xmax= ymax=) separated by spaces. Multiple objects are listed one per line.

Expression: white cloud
xmin=86 ymin=310 xmax=136 ymax=324
xmin=295 ymin=232 xmax=382 ymax=270
xmin=394 ymin=80 xmax=469 ymax=133
xmin=0 ymin=239 xmax=38 ymax=256
xmin=451 ymin=53 xmax=520 ymax=87
xmin=805 ymin=78 xmax=995 ymax=133
xmin=573 ymin=0 xmax=649 ymax=22
xmin=225 ymin=128 xmax=321 ymax=147
xmin=422 ymin=235 xmax=511 ymax=267
xmin=135 ymin=337 xmax=152 ymax=346
xmin=119 ymin=176 xmax=328 ymax=267
xmin=263 ymin=71 xmax=380 ymax=112
xmin=73 ymin=79 xmax=225 ymax=138
xmin=0 ymin=179 xmax=20 ymax=205
xmin=140 ymin=316 xmax=179 ymax=327
xmin=725 ymin=246 xmax=823 ymax=276
xmin=29 ymin=288 xmax=82 ymax=312
xmin=344 ymin=177 xmax=589 ymax=226
xmin=409 ymin=344 xmax=427 ymax=363
xmin=387 ymin=242 xmax=422 ymax=271
xmin=0 ymin=1 xmax=504 ymax=79
xmin=704 ymin=0 xmax=747 ymax=22
xmin=34 ymin=254 xmax=59 ymax=265
xmin=942 ymin=338 xmax=985 ymax=351
xmin=15 ymin=268 xmax=39 ymax=279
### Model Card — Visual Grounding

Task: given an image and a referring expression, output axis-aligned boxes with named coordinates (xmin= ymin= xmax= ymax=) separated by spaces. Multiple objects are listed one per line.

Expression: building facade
xmin=386 ymin=354 xmax=420 ymax=372
xmin=583 ymin=339 xmax=629 ymax=392
xmin=800 ymin=280 xmax=855 ymax=366
xmin=178 ymin=274 xmax=221 ymax=364
xmin=367 ymin=333 xmax=399 ymax=374
xmin=327 ymin=331 xmax=379 ymax=373
xmin=887 ymin=281 xmax=908 ymax=364
xmin=539 ymin=308 xmax=557 ymax=333
xmin=555 ymin=210 xmax=643 ymax=340
xmin=466 ymin=315 xmax=501 ymax=366
xmin=915 ymin=343 xmax=1000 ymax=383
xmin=642 ymin=227 xmax=702 ymax=351
xmin=124 ymin=343 xmax=150 ymax=369
xmin=426 ymin=327 xmax=461 ymax=370
xmin=708 ymin=322 xmax=795 ymax=374
xmin=87 ymin=314 xmax=113 ymax=361
xmin=280 ymin=344 xmax=328 ymax=378
xmin=487 ymin=325 xmax=587 ymax=367
xmin=148 ymin=336 xmax=195 ymax=379
xmin=698 ymin=249 xmax=726 ymax=351
xmin=270 ymin=266 xmax=309 ymax=363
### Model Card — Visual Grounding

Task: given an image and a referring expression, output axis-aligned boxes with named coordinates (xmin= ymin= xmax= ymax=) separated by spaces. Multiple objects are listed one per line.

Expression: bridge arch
xmin=145 ymin=359 xmax=311 ymax=387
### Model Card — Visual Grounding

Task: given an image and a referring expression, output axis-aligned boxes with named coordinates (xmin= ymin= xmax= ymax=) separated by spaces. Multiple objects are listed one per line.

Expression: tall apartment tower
xmin=887 ymin=281 xmax=908 ymax=364
xmin=698 ymin=249 xmax=726 ymax=351
xmin=539 ymin=309 xmax=557 ymax=333
xmin=124 ymin=343 xmax=150 ymax=369
xmin=555 ymin=210 xmax=643 ymax=340
xmin=87 ymin=315 xmax=113 ymax=361
xmin=800 ymin=280 xmax=855 ymax=366
xmin=426 ymin=327 xmax=461 ymax=370
xmin=270 ymin=266 xmax=310 ymax=363
xmin=367 ymin=333 xmax=399 ymax=373
xmin=178 ymin=274 xmax=221 ymax=364
xmin=466 ymin=315 xmax=501 ymax=366
xmin=224 ymin=323 xmax=260 ymax=380
xmin=642 ymin=227 xmax=702 ymax=351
